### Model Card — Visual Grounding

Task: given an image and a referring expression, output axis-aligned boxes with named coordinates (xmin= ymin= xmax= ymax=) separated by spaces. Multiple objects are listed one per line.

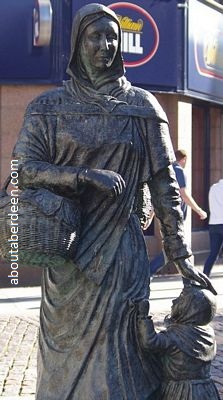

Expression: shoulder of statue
xmin=125 ymin=86 xmax=168 ymax=123
xmin=25 ymin=87 xmax=68 ymax=116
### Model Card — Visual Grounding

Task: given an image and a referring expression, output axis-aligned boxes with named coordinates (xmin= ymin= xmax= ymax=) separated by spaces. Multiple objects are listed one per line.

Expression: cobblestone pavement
xmin=0 ymin=267 xmax=222 ymax=399
xmin=0 ymin=315 xmax=38 ymax=399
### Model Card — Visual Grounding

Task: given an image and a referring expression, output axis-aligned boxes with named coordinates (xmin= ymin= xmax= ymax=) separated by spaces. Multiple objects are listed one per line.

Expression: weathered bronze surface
xmin=12 ymin=4 xmax=217 ymax=399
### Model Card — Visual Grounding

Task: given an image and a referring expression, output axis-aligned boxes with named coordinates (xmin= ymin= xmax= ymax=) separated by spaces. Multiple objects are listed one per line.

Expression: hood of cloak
xmin=66 ymin=3 xmax=125 ymax=89
xmin=64 ymin=3 xmax=169 ymax=118
xmin=163 ymin=286 xmax=217 ymax=361
xmin=168 ymin=286 xmax=217 ymax=326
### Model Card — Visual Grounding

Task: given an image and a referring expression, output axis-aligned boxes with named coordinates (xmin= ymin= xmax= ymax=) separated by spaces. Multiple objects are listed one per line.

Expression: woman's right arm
xmin=13 ymin=113 xmax=84 ymax=197
xmin=13 ymin=112 xmax=125 ymax=198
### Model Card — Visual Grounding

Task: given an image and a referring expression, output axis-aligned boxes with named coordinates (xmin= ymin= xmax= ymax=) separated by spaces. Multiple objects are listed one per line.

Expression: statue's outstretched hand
xmin=78 ymin=168 xmax=125 ymax=198
xmin=175 ymin=258 xmax=217 ymax=295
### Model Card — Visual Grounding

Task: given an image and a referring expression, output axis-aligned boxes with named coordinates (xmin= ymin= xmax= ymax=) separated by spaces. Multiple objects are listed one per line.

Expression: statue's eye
xmin=107 ymin=34 xmax=118 ymax=41
xmin=89 ymin=33 xmax=100 ymax=41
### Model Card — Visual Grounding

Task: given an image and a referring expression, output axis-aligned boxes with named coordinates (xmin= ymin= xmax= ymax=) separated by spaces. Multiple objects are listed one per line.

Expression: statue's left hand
xmin=175 ymin=259 xmax=217 ymax=295
xmin=78 ymin=168 xmax=125 ymax=198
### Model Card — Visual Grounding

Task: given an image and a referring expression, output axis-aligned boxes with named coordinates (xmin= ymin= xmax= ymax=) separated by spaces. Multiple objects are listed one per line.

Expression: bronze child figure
xmin=137 ymin=287 xmax=220 ymax=399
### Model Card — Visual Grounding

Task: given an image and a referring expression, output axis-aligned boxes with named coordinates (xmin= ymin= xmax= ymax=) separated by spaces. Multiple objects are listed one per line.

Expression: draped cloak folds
xmin=12 ymin=4 xmax=192 ymax=399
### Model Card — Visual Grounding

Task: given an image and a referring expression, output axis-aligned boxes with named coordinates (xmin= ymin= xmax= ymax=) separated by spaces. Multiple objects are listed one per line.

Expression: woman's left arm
xmin=149 ymin=165 xmax=217 ymax=294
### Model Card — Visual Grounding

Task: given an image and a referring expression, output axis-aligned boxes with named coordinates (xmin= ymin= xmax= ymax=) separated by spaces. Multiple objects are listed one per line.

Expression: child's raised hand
xmin=136 ymin=299 xmax=150 ymax=319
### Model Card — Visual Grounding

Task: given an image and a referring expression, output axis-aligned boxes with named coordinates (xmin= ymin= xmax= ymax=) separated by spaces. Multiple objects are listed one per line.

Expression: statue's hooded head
xmin=170 ymin=286 xmax=217 ymax=326
xmin=66 ymin=3 xmax=125 ymax=88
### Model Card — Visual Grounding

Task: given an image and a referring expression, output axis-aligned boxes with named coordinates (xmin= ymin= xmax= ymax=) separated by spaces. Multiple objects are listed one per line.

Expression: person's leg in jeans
xmin=150 ymin=251 xmax=165 ymax=276
xmin=203 ymin=224 xmax=223 ymax=277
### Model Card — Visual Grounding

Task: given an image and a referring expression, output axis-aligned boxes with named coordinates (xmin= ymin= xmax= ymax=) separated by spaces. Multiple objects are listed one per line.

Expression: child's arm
xmin=137 ymin=317 xmax=171 ymax=352
xmin=136 ymin=301 xmax=171 ymax=352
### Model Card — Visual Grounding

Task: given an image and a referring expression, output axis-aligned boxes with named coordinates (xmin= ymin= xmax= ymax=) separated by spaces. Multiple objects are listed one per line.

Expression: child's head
xmin=169 ymin=286 xmax=217 ymax=326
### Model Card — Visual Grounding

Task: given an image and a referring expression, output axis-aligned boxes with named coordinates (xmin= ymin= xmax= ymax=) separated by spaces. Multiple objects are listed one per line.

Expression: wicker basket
xmin=0 ymin=177 xmax=81 ymax=268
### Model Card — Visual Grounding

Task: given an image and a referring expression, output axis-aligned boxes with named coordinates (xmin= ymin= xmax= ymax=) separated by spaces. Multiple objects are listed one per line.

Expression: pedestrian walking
xmin=173 ymin=149 xmax=207 ymax=220
xmin=203 ymin=179 xmax=223 ymax=277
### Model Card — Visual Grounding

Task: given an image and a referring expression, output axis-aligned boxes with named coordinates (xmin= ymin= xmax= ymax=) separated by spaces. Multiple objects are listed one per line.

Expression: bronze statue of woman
xmin=13 ymin=3 xmax=216 ymax=399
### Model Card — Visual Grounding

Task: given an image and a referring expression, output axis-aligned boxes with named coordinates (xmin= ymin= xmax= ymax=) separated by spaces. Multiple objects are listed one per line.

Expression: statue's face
xmin=171 ymin=291 xmax=184 ymax=317
xmin=80 ymin=16 xmax=119 ymax=77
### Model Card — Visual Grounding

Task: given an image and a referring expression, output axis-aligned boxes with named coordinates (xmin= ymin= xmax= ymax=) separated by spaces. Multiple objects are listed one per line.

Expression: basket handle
xmin=0 ymin=176 xmax=11 ymax=197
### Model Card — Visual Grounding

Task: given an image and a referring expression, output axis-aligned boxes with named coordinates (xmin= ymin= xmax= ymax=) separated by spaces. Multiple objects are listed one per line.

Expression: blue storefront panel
xmin=0 ymin=0 xmax=71 ymax=83
xmin=1 ymin=0 xmax=223 ymax=104
xmin=188 ymin=0 xmax=223 ymax=103
xmin=0 ymin=0 xmax=52 ymax=81
xmin=0 ymin=0 xmax=180 ymax=88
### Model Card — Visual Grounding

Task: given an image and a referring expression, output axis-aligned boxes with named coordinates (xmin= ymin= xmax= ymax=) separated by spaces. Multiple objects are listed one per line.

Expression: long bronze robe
xmin=13 ymin=4 xmax=191 ymax=399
